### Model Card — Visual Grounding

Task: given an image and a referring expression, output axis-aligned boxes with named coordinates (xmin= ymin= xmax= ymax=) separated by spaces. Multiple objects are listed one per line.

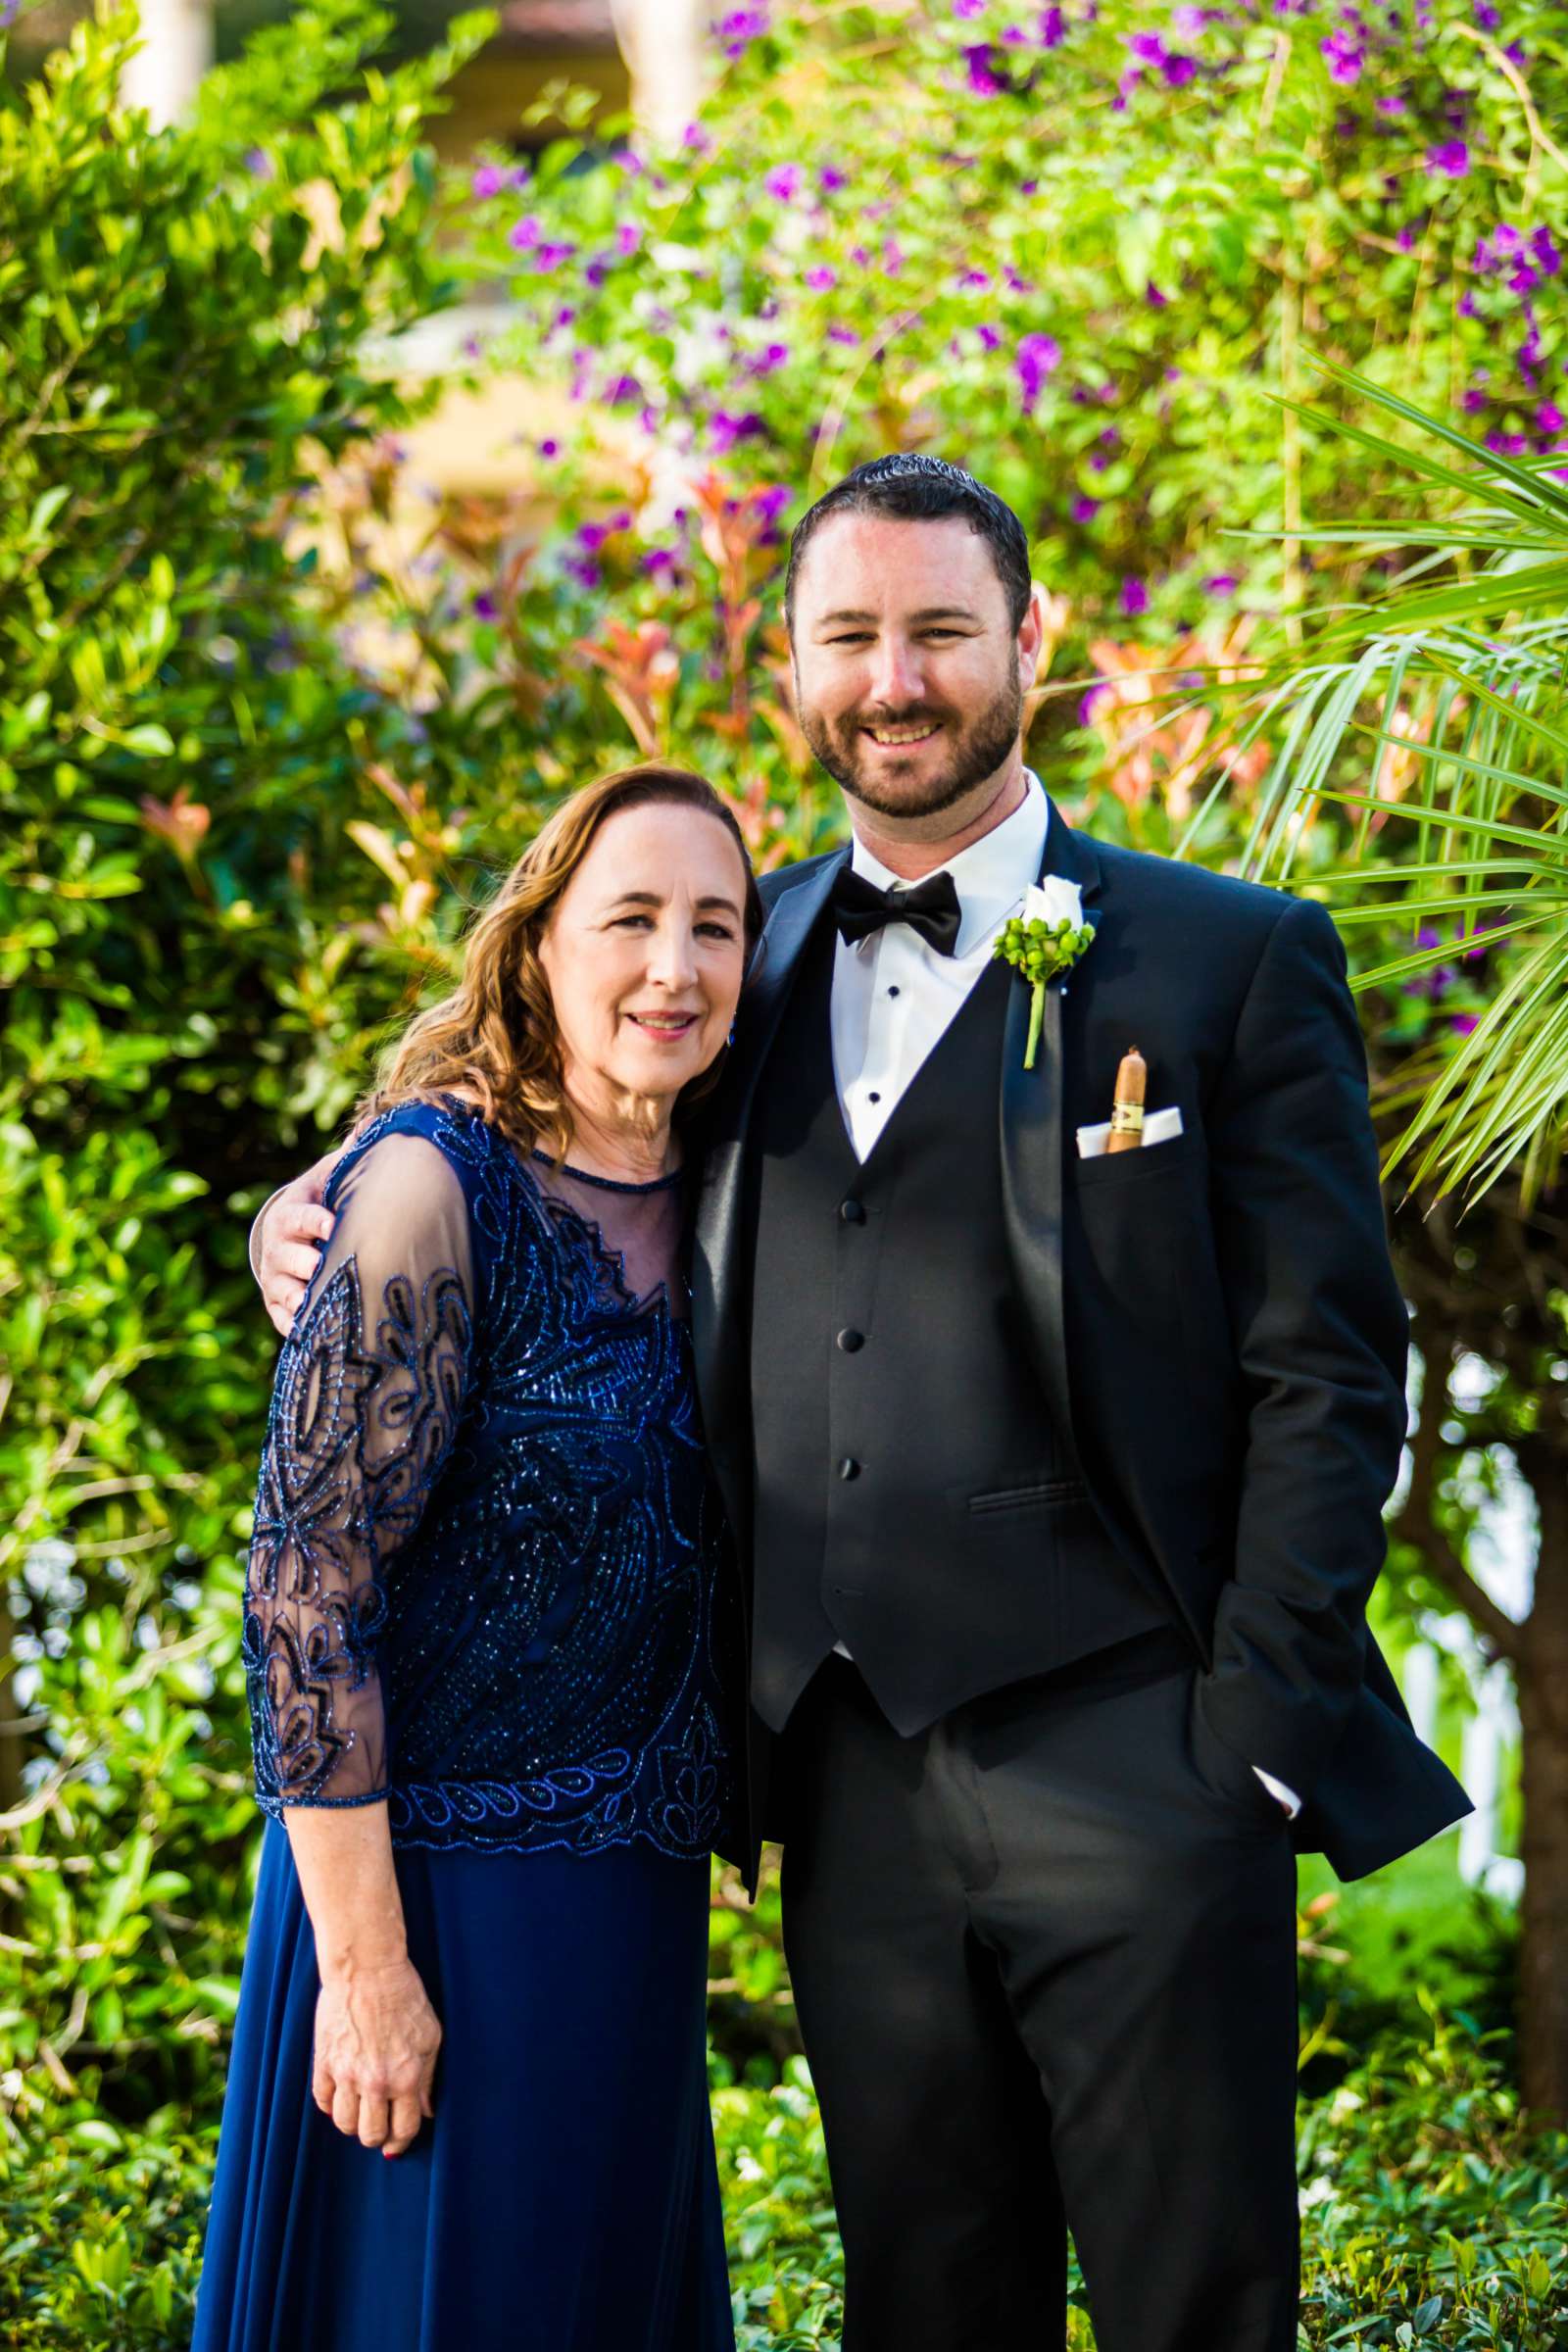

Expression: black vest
xmin=747 ymin=912 xmax=1170 ymax=1737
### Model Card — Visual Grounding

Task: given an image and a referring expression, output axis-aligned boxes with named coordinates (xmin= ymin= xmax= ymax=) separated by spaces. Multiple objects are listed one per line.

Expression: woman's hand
xmin=312 ymin=1955 xmax=443 ymax=2159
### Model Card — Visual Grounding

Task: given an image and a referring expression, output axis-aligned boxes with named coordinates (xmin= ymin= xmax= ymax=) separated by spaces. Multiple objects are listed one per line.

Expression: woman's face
xmin=538 ymin=802 xmax=750 ymax=1117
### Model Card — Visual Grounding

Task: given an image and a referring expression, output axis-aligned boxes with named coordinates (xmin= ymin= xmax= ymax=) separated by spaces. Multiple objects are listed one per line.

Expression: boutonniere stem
xmin=994 ymin=879 xmax=1097 ymax=1070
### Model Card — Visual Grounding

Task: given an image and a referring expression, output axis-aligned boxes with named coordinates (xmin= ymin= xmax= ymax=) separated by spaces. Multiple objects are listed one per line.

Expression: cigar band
xmin=1109 ymin=1101 xmax=1146 ymax=1136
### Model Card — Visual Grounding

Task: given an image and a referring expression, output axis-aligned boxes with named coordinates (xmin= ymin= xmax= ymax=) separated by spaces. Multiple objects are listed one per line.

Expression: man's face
xmin=789 ymin=513 xmax=1037 ymax=823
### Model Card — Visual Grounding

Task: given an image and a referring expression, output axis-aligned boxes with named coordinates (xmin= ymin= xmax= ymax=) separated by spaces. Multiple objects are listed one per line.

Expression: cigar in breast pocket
xmin=1106 ymin=1048 xmax=1147 ymax=1154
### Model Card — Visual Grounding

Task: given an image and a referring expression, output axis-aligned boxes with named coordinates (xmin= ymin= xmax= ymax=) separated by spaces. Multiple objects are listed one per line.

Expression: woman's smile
xmin=623 ymin=1008 xmax=703 ymax=1041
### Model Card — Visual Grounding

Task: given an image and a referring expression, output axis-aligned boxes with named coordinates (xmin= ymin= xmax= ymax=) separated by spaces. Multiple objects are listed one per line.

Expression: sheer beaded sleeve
xmin=244 ymin=1128 xmax=473 ymax=1813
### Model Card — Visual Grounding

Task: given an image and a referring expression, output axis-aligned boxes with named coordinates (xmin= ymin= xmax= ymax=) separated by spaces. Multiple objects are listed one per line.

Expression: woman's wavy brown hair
xmin=357 ymin=764 xmax=763 ymax=1161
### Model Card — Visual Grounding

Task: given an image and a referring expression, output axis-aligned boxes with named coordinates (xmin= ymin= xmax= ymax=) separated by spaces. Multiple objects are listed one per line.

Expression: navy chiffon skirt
xmin=192 ymin=1823 xmax=733 ymax=2352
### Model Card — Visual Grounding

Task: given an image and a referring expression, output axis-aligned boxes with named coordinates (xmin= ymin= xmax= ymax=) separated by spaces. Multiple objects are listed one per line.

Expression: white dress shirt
xmin=819 ymin=773 xmax=1299 ymax=1820
xmin=830 ymin=774 xmax=1051 ymax=1160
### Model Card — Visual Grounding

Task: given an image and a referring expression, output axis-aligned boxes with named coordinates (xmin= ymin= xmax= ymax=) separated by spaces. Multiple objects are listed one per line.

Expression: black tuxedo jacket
xmin=693 ymin=799 xmax=1471 ymax=1887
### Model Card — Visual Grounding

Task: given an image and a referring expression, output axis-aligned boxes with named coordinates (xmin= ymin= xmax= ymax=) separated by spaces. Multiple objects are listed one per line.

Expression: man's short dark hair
xmin=783 ymin=455 xmax=1033 ymax=635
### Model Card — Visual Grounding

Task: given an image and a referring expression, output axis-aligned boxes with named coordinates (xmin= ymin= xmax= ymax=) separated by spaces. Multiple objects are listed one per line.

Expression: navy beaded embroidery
xmin=243 ymin=1099 xmax=736 ymax=1860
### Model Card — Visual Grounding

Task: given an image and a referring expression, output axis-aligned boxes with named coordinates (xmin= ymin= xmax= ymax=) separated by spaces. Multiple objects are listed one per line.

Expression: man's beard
xmin=798 ymin=663 xmax=1024 ymax=820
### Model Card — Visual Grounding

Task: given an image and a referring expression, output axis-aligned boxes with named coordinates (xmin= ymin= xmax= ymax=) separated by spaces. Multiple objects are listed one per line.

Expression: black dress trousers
xmin=777 ymin=1651 xmax=1300 ymax=2352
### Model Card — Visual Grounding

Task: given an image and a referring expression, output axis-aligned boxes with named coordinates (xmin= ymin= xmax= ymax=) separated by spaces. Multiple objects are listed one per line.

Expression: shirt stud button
xmin=867 ymin=1091 xmax=881 ymax=1104
xmin=838 ymin=1457 xmax=861 ymax=1481
xmin=837 ymin=1328 xmax=865 ymax=1353
xmin=839 ymin=1200 xmax=866 ymax=1225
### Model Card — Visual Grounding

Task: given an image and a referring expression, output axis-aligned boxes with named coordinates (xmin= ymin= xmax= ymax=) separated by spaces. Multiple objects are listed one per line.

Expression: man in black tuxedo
xmin=689 ymin=456 xmax=1468 ymax=2351
xmin=253 ymin=456 xmax=1470 ymax=2352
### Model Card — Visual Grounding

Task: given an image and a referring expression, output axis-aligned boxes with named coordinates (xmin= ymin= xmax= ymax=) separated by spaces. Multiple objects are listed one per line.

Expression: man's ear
xmin=1017 ymin=584 xmax=1049 ymax=694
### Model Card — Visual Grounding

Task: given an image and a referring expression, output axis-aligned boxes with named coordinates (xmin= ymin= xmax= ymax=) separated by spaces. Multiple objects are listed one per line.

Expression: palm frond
xmin=1246 ymin=367 xmax=1568 ymax=1204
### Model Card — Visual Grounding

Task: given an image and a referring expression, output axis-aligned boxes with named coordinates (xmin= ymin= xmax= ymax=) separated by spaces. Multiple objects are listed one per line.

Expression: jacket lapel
xmin=691 ymin=849 xmax=849 ymax=1491
xmin=999 ymin=802 xmax=1103 ymax=1465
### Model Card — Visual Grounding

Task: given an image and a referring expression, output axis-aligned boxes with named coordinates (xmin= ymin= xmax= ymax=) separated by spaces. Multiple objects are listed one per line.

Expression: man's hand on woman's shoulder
xmin=251 ymin=1149 xmax=344 ymax=1337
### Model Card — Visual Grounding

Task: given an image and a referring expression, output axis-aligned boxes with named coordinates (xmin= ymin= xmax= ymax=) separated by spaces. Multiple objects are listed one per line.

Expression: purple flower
xmin=642 ymin=549 xmax=676 ymax=577
xmin=1322 ymin=27 xmax=1364 ymax=83
xmin=1531 ymin=225 xmax=1561 ymax=276
xmin=828 ymin=323 xmax=861 ymax=345
xmin=1145 ymin=281 xmax=1168 ymax=309
xmin=1015 ymin=330 xmax=1061 ymax=413
xmin=1120 ymin=577 xmax=1149 ymax=616
xmin=805 ymin=266 xmax=837 ymax=290
xmin=1427 ymin=140 xmax=1470 ymax=179
xmin=1538 ymin=400 xmax=1565 ymax=432
xmin=564 ymin=556 xmax=601 ymax=590
xmin=752 ymin=341 xmax=790 ymax=374
xmin=959 ymin=268 xmax=993 ymax=288
xmin=821 ymin=164 xmax=848 ymax=193
xmin=764 ymin=164 xmax=804 ymax=203
xmin=1203 ymin=572 xmax=1239 ymax=594
xmin=244 ymin=147 xmax=274 ymax=179
xmin=955 ymin=0 xmax=987 ymax=16
xmin=883 ymin=239 xmax=906 ymax=275
xmin=1450 ymin=1012 xmax=1480 ymax=1036
xmin=1040 ymin=5 xmax=1067 ymax=42
xmin=539 ymin=439 xmax=561 ymax=459
xmin=710 ymin=410 xmax=766 ymax=452
xmin=473 ymin=592 xmax=499 ymax=620
xmin=534 ymin=242 xmax=575 ymax=273
xmin=976 ymin=322 xmax=1004 ymax=350
xmin=509 ymin=215 xmax=542 ymax=252
xmin=716 ymin=6 xmax=770 ymax=59
xmin=1474 ymin=1 xmax=1499 ymax=26
xmin=1072 ymin=496 xmax=1101 ymax=522
xmin=615 ymin=224 xmax=642 ymax=257
xmin=578 ymin=522 xmax=612 ymax=554
xmin=471 ymin=165 xmax=505 ymax=199
xmin=963 ymin=44 xmax=1006 ymax=92
xmin=1377 ymin=93 xmax=1407 ymax=117
xmin=1461 ymin=388 xmax=1491 ymax=413
xmin=682 ymin=122 xmax=712 ymax=154
xmin=755 ymin=484 xmax=792 ymax=525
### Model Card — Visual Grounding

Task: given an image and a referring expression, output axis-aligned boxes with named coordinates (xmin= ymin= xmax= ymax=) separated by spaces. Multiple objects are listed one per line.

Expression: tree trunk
xmin=1517 ymin=1459 xmax=1568 ymax=2123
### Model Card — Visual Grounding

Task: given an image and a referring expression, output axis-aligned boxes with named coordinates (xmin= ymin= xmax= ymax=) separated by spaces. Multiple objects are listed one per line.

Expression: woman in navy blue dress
xmin=193 ymin=765 xmax=760 ymax=2352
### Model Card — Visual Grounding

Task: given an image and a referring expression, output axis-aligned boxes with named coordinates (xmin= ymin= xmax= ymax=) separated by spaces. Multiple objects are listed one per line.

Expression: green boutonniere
xmin=994 ymin=880 xmax=1097 ymax=1070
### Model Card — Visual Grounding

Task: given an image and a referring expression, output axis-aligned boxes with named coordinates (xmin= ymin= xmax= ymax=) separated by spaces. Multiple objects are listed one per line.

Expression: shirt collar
xmin=849 ymin=771 xmax=1051 ymax=956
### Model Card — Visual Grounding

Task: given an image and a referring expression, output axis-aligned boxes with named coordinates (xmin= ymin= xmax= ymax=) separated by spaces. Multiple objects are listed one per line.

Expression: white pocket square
xmin=1076 ymin=1105 xmax=1184 ymax=1159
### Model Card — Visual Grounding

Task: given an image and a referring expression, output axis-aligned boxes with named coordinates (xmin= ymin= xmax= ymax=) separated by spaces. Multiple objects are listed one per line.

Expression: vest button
xmin=837 ymin=1328 xmax=865 ymax=1353
xmin=837 ymin=1457 xmax=860 ymax=1481
xmin=839 ymin=1199 xmax=866 ymax=1225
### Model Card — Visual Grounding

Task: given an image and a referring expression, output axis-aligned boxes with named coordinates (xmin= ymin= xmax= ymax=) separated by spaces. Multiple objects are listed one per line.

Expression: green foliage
xmin=1220 ymin=358 xmax=1568 ymax=1202
xmin=464 ymin=0 xmax=1568 ymax=635
xmin=6 ymin=2013 xmax=1566 ymax=2350
xmin=0 ymin=0 xmax=494 ymax=2165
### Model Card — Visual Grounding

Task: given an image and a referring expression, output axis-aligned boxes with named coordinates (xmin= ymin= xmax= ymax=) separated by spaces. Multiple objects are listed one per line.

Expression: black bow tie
xmin=830 ymin=866 xmax=962 ymax=957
